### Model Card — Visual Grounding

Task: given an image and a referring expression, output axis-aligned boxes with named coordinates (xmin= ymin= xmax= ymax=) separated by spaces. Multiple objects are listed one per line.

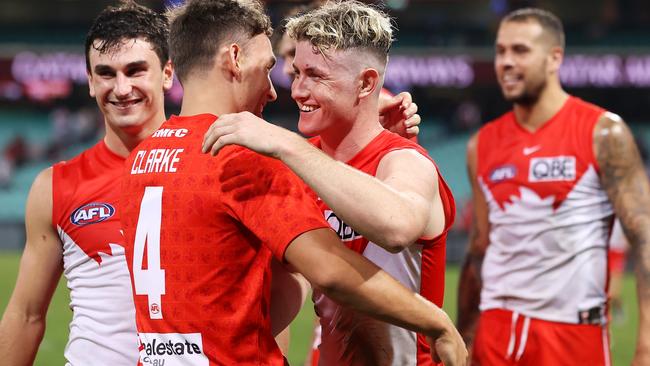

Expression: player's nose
xmin=113 ymin=73 xmax=133 ymax=97
xmin=291 ymin=75 xmax=308 ymax=101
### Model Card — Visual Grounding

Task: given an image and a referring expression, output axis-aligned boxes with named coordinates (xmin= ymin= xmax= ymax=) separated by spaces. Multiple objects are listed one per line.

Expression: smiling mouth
xmin=502 ymin=74 xmax=523 ymax=87
xmin=298 ymin=103 xmax=320 ymax=113
xmin=109 ymin=99 xmax=143 ymax=108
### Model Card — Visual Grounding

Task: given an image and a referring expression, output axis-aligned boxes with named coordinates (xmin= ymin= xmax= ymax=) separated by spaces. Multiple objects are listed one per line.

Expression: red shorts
xmin=310 ymin=348 xmax=320 ymax=366
xmin=608 ymin=248 xmax=627 ymax=274
xmin=472 ymin=309 xmax=610 ymax=366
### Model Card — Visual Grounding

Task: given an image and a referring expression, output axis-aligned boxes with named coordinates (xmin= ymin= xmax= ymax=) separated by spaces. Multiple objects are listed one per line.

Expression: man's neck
xmin=180 ymin=80 xmax=236 ymax=117
xmin=319 ymin=106 xmax=384 ymax=162
xmin=103 ymin=115 xmax=165 ymax=158
xmin=513 ymin=84 xmax=569 ymax=132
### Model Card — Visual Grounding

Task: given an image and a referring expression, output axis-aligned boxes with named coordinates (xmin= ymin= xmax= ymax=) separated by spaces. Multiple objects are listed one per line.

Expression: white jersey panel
xmin=314 ymin=242 xmax=423 ymax=366
xmin=479 ymin=165 xmax=614 ymax=323
xmin=362 ymin=242 xmax=423 ymax=366
xmin=59 ymin=227 xmax=138 ymax=366
xmin=609 ymin=219 xmax=628 ymax=251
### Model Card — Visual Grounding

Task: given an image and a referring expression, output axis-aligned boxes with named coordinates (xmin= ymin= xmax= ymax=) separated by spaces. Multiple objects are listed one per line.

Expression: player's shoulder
xmin=569 ymin=96 xmax=607 ymax=115
xmin=372 ymin=130 xmax=426 ymax=157
xmin=594 ymin=111 xmax=630 ymax=145
xmin=31 ymin=166 xmax=54 ymax=193
xmin=472 ymin=111 xmax=513 ymax=156
xmin=53 ymin=140 xmax=103 ymax=171
xmin=218 ymin=145 xmax=306 ymax=201
xmin=480 ymin=110 xmax=513 ymax=134
xmin=466 ymin=130 xmax=480 ymax=155
xmin=378 ymin=133 xmax=438 ymax=178
xmin=221 ymin=145 xmax=291 ymax=175
xmin=25 ymin=166 xmax=54 ymax=214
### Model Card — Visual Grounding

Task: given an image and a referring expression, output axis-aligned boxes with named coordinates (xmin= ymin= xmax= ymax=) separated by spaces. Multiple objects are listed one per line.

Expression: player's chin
xmin=297 ymin=117 xmax=320 ymax=137
xmin=108 ymin=113 xmax=146 ymax=130
xmin=502 ymin=90 xmax=522 ymax=103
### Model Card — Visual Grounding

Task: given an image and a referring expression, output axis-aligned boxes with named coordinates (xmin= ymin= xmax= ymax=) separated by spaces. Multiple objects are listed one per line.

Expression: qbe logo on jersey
xmin=324 ymin=209 xmax=362 ymax=242
xmin=139 ymin=332 xmax=208 ymax=366
xmin=529 ymin=156 xmax=576 ymax=182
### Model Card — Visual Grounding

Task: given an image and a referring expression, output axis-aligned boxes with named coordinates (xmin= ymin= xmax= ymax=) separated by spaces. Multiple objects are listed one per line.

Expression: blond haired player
xmin=202 ymin=1 xmax=460 ymax=365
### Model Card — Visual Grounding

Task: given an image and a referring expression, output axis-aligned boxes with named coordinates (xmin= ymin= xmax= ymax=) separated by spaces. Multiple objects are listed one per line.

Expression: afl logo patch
xmin=70 ymin=203 xmax=115 ymax=226
xmin=489 ymin=165 xmax=516 ymax=183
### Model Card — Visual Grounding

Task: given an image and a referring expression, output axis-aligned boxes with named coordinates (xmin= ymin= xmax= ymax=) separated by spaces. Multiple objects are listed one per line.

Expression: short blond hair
xmin=286 ymin=0 xmax=393 ymax=63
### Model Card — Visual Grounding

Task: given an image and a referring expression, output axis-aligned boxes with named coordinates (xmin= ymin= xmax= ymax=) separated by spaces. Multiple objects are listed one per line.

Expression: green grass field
xmin=0 ymin=252 xmax=639 ymax=365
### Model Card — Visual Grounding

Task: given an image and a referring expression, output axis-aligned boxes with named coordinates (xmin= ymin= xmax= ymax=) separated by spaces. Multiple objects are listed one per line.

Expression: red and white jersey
xmin=310 ymin=130 xmax=455 ymax=366
xmin=477 ymin=96 xmax=614 ymax=324
xmin=120 ymin=114 xmax=330 ymax=366
xmin=52 ymin=140 xmax=138 ymax=365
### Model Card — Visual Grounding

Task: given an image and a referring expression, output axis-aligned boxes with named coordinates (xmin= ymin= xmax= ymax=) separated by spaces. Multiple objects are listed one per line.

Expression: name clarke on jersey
xmin=131 ymin=148 xmax=184 ymax=175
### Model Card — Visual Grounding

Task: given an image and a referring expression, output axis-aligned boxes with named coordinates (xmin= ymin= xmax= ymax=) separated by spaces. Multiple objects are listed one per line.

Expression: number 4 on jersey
xmin=133 ymin=186 xmax=166 ymax=319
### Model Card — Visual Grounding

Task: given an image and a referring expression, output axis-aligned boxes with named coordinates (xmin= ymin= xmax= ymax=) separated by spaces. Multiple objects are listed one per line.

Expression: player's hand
xmin=427 ymin=324 xmax=468 ymax=366
xmin=202 ymin=111 xmax=291 ymax=158
xmin=378 ymin=91 xmax=421 ymax=139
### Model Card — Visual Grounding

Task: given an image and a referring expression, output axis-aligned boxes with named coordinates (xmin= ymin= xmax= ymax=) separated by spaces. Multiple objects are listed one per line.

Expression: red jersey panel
xmin=120 ymin=114 xmax=329 ymax=365
xmin=476 ymin=96 xmax=614 ymax=324
xmin=52 ymin=140 xmax=138 ymax=365
xmin=310 ymin=130 xmax=455 ymax=366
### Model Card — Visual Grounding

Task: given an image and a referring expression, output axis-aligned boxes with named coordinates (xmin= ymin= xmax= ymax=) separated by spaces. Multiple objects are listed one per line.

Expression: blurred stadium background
xmin=0 ymin=0 xmax=647 ymax=364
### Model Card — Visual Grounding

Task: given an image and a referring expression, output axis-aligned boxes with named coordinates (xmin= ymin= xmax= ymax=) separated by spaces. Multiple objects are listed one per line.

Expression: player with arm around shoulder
xmin=122 ymin=1 xmax=467 ymax=365
xmin=202 ymin=2 xmax=456 ymax=365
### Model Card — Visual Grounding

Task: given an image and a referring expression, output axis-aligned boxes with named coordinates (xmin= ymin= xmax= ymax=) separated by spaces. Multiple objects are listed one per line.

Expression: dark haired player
xmin=120 ymin=0 xmax=466 ymax=365
xmin=458 ymin=7 xmax=650 ymax=365
xmin=0 ymin=2 xmax=172 ymax=364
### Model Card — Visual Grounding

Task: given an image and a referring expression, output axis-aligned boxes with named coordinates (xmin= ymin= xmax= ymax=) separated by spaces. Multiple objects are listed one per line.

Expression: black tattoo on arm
xmin=595 ymin=113 xmax=650 ymax=299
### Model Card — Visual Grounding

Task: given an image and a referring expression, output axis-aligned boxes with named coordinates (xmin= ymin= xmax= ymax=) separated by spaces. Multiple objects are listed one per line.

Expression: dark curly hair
xmin=168 ymin=0 xmax=273 ymax=83
xmin=85 ymin=0 xmax=169 ymax=72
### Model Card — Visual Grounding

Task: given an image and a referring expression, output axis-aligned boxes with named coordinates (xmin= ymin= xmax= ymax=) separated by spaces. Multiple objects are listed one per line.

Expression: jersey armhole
xmin=50 ymin=163 xmax=63 ymax=233
xmin=589 ymin=111 xmax=607 ymax=175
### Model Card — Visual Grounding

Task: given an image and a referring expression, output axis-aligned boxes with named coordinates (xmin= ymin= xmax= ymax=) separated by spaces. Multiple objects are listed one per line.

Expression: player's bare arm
xmin=270 ymin=258 xmax=310 ymax=337
xmin=270 ymin=257 xmax=310 ymax=355
xmin=0 ymin=168 xmax=64 ymax=365
xmin=203 ymin=112 xmax=438 ymax=251
xmin=593 ymin=113 xmax=650 ymax=365
xmin=270 ymin=259 xmax=312 ymax=355
xmin=284 ymin=228 xmax=467 ymax=366
xmin=457 ymin=133 xmax=490 ymax=348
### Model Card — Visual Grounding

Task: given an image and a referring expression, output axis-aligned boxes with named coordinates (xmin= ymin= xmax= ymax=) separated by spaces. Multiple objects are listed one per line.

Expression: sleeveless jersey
xmin=52 ymin=140 xmax=138 ymax=366
xmin=311 ymin=130 xmax=455 ymax=366
xmin=477 ymin=96 xmax=613 ymax=324
xmin=120 ymin=114 xmax=330 ymax=366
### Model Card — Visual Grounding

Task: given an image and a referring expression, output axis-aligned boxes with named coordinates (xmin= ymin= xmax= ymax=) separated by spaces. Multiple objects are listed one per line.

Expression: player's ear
xmin=548 ymin=45 xmax=563 ymax=74
xmin=162 ymin=60 xmax=174 ymax=92
xmin=226 ymin=43 xmax=243 ymax=80
xmin=87 ymin=71 xmax=96 ymax=98
xmin=358 ymin=67 xmax=380 ymax=99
